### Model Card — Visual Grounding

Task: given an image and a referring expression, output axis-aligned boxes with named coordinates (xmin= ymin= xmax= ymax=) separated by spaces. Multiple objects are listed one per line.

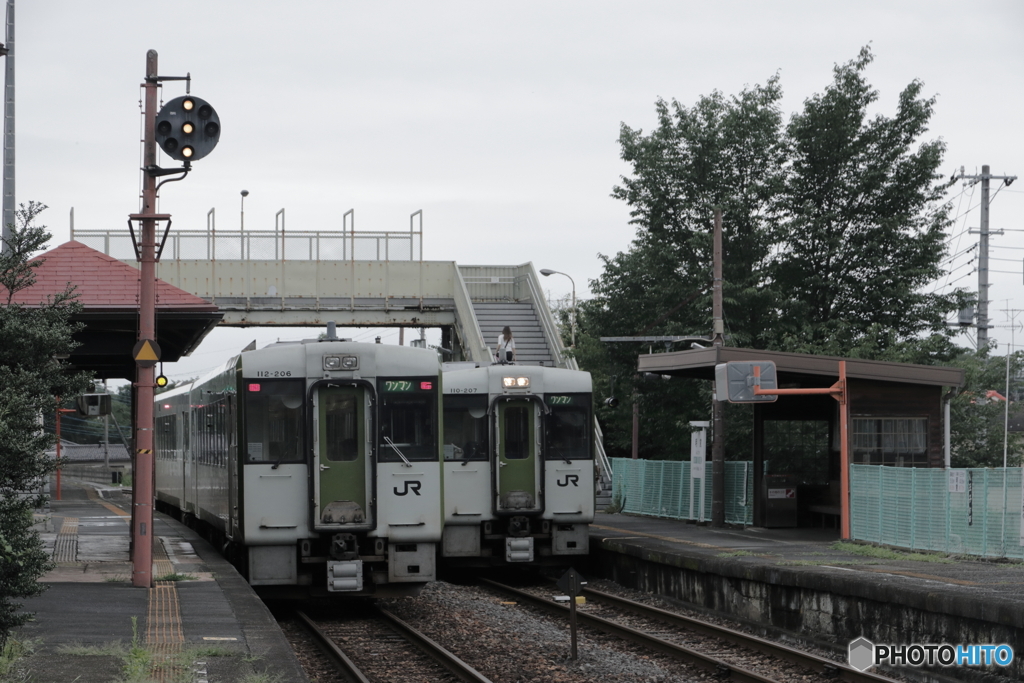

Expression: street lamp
xmin=240 ymin=189 xmax=249 ymax=231
xmin=539 ymin=268 xmax=576 ymax=348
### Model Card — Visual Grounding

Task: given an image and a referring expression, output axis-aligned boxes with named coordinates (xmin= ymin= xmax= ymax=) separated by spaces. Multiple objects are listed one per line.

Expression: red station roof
xmin=2 ymin=240 xmax=217 ymax=311
xmin=1 ymin=240 xmax=221 ymax=378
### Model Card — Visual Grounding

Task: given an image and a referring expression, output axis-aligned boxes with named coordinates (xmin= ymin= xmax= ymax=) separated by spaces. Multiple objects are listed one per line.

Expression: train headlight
xmin=502 ymin=376 xmax=530 ymax=388
xmin=324 ymin=355 xmax=359 ymax=370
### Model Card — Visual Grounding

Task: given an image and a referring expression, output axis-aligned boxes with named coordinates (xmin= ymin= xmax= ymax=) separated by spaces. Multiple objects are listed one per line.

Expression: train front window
xmin=504 ymin=406 xmax=531 ymax=460
xmin=323 ymin=391 xmax=359 ymax=462
xmin=245 ymin=379 xmax=304 ymax=463
xmin=378 ymin=378 xmax=437 ymax=462
xmin=545 ymin=394 xmax=591 ymax=461
xmin=443 ymin=395 xmax=488 ymax=461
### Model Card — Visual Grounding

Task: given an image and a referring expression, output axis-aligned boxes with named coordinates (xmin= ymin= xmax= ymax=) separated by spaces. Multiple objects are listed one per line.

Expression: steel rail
xmin=294 ymin=610 xmax=370 ymax=683
xmin=295 ymin=607 xmax=493 ymax=683
xmin=376 ymin=605 xmax=494 ymax=683
xmin=580 ymin=586 xmax=900 ymax=683
xmin=481 ymin=579 xmax=777 ymax=683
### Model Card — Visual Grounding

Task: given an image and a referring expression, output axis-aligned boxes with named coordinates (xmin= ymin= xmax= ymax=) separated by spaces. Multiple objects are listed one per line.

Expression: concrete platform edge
xmin=595 ymin=535 xmax=1024 ymax=631
xmin=161 ymin=513 xmax=310 ymax=683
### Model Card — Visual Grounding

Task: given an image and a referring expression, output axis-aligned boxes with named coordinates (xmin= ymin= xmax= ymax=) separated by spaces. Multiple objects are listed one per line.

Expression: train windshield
xmin=378 ymin=378 xmax=437 ymax=462
xmin=443 ymin=395 xmax=488 ymax=461
xmin=244 ymin=379 xmax=305 ymax=464
xmin=545 ymin=393 xmax=591 ymax=460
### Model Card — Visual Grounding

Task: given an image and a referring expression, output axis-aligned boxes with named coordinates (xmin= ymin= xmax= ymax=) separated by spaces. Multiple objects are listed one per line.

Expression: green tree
xmin=578 ymin=80 xmax=786 ymax=459
xmin=771 ymin=47 xmax=965 ymax=359
xmin=948 ymin=351 xmax=1024 ymax=468
xmin=610 ymin=77 xmax=786 ymax=350
xmin=0 ymin=202 xmax=91 ymax=647
xmin=583 ymin=47 xmax=967 ymax=460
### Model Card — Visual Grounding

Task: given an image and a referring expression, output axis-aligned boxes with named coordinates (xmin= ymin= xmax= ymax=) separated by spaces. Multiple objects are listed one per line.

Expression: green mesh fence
xmin=610 ymin=458 xmax=754 ymax=525
xmin=851 ymin=464 xmax=1024 ymax=560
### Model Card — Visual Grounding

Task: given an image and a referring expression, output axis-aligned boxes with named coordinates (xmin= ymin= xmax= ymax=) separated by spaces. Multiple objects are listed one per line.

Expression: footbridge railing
xmin=73 ymin=208 xmax=423 ymax=263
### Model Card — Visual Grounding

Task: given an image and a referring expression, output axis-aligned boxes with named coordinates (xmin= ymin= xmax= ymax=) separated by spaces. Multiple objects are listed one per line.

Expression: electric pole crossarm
xmin=954 ymin=165 xmax=1017 ymax=350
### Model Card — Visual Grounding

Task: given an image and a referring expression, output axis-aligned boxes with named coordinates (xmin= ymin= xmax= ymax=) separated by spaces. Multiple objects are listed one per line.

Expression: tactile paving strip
xmin=147 ymin=581 xmax=185 ymax=681
xmin=52 ymin=517 xmax=79 ymax=563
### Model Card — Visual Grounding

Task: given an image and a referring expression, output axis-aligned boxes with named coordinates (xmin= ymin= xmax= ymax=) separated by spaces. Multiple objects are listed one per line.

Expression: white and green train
xmin=154 ymin=334 xmax=443 ymax=597
xmin=440 ymin=363 xmax=595 ymax=567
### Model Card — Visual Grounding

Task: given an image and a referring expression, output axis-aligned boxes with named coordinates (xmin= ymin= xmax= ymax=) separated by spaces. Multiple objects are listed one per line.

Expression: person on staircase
xmin=495 ymin=326 xmax=516 ymax=364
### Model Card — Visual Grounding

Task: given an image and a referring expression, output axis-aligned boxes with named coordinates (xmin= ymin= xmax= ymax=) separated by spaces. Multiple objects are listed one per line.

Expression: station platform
xmin=14 ymin=479 xmax=309 ymax=683
xmin=590 ymin=512 xmax=1023 ymax=681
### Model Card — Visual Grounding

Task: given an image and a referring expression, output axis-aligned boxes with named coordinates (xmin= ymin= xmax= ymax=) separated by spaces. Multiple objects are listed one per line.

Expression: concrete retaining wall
xmin=58 ymin=462 xmax=130 ymax=487
xmin=594 ymin=539 xmax=1022 ymax=682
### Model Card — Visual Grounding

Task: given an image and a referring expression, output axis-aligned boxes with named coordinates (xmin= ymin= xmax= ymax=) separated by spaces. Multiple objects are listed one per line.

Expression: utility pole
xmin=103 ymin=381 xmax=110 ymax=469
xmin=958 ymin=165 xmax=1018 ymax=350
xmin=711 ymin=208 xmax=725 ymax=527
xmin=1 ymin=0 xmax=14 ymax=251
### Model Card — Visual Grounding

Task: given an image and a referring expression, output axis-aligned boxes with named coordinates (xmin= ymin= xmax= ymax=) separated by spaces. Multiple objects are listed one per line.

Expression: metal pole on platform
xmin=711 ymin=208 xmax=725 ymax=527
xmin=1 ymin=0 xmax=14 ymax=252
xmin=132 ymin=49 xmax=159 ymax=589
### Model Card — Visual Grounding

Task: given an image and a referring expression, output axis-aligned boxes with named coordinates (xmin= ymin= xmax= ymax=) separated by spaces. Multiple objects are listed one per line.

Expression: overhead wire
xmin=937 ymin=179 xmax=978 ymax=292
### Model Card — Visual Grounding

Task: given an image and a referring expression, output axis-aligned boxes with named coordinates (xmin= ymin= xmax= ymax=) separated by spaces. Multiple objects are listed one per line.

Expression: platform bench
xmin=808 ymin=504 xmax=840 ymax=528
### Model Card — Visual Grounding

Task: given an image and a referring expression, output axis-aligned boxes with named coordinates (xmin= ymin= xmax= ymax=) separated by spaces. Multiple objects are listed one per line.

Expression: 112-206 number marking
xmin=255 ymin=370 xmax=292 ymax=378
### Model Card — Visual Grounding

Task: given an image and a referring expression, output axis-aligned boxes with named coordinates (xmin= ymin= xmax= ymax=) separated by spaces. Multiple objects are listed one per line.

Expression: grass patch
xmin=0 ymin=637 xmax=35 ymax=682
xmin=181 ymin=645 xmax=233 ymax=659
xmin=121 ymin=617 xmax=152 ymax=683
xmin=718 ymin=550 xmax=756 ymax=557
xmin=240 ymin=672 xmax=284 ymax=683
xmin=57 ymin=641 xmax=128 ymax=657
xmin=602 ymin=490 xmax=626 ymax=514
xmin=56 ymin=624 xmax=239 ymax=683
xmin=154 ymin=573 xmax=197 ymax=582
xmin=779 ymin=560 xmax=862 ymax=567
xmin=831 ymin=542 xmax=953 ymax=563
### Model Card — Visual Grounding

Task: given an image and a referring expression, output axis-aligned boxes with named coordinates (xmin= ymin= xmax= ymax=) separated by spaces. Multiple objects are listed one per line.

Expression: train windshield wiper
xmin=383 ymin=436 xmax=413 ymax=467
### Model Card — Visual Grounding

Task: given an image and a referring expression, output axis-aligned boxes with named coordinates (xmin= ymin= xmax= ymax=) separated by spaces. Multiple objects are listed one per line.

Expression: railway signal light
xmin=154 ymin=95 xmax=221 ymax=162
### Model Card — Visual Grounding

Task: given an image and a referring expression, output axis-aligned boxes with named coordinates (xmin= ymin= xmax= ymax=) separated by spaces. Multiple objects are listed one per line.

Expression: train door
xmin=314 ymin=384 xmax=373 ymax=530
xmin=184 ymin=408 xmax=197 ymax=515
xmin=227 ymin=394 xmax=239 ymax=539
xmin=179 ymin=409 xmax=189 ymax=512
xmin=495 ymin=399 xmax=542 ymax=513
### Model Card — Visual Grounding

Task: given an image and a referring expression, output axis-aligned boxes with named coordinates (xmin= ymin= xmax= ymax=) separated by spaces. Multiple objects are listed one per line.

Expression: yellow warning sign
xmin=133 ymin=339 xmax=161 ymax=368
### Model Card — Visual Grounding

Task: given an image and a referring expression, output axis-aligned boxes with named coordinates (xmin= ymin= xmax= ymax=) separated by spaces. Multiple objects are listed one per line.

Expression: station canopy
xmin=638 ymin=346 xmax=964 ymax=388
xmin=1 ymin=240 xmax=221 ymax=379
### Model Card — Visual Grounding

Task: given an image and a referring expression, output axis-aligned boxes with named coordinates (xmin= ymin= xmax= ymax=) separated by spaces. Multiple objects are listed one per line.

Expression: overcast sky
xmin=16 ymin=1 xmax=1024 ymax=382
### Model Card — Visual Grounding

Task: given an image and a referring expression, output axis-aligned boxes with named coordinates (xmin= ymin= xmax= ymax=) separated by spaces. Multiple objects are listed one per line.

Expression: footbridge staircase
xmin=73 ymin=216 xmax=613 ymax=505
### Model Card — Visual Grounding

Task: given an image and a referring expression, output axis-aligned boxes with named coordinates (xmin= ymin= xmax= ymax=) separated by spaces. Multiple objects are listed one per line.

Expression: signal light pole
xmin=130 ymin=49 xmax=160 ymax=589
xmin=130 ymin=50 xmax=220 ymax=588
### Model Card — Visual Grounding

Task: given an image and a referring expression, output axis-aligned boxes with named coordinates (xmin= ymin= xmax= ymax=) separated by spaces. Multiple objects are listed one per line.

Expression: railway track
xmin=481 ymin=578 xmax=902 ymax=683
xmin=294 ymin=606 xmax=493 ymax=683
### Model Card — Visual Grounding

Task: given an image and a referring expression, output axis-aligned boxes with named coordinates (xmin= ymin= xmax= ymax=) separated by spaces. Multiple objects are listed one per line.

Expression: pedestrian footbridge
xmin=73 ymin=214 xmax=612 ymax=501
